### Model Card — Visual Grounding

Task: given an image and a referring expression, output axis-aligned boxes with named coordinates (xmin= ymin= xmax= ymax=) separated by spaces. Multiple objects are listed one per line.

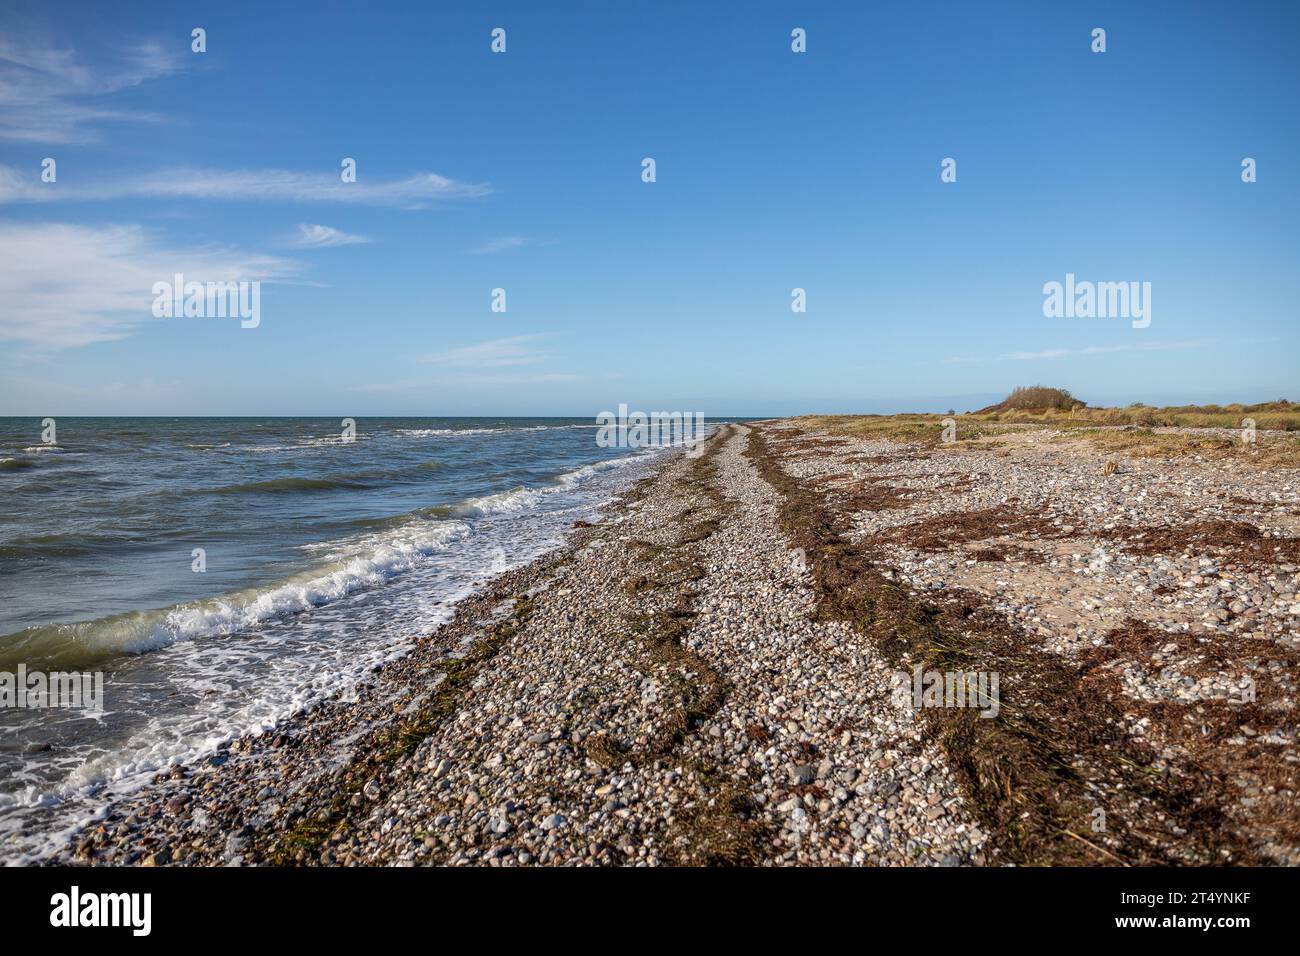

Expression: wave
xmin=0 ymin=519 xmax=469 ymax=671
xmin=394 ymin=427 xmax=501 ymax=438
xmin=236 ymin=434 xmax=375 ymax=454
xmin=393 ymin=424 xmax=595 ymax=439
xmin=555 ymin=453 xmax=651 ymax=486
xmin=205 ymin=475 xmax=375 ymax=495
xmin=0 ymin=458 xmax=35 ymax=471
xmin=202 ymin=458 xmax=448 ymax=495
xmin=0 ymin=531 xmax=156 ymax=561
xmin=450 ymin=451 xmax=653 ymax=516
xmin=454 ymin=486 xmax=545 ymax=516
xmin=204 ymin=447 xmax=648 ymax=506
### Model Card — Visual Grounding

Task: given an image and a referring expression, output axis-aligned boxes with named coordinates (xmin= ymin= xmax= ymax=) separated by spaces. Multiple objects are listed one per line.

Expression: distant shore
xmin=44 ymin=420 xmax=1299 ymax=866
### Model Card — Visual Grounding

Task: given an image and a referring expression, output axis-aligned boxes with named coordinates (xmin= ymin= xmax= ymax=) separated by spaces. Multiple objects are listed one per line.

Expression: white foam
xmin=394 ymin=424 xmax=594 ymax=439
xmin=168 ymin=520 xmax=468 ymax=638
xmin=395 ymin=427 xmax=498 ymax=438
xmin=456 ymin=451 xmax=653 ymax=516
xmin=237 ymin=434 xmax=375 ymax=453
xmin=457 ymin=486 xmax=545 ymax=515
xmin=555 ymin=450 xmax=656 ymax=486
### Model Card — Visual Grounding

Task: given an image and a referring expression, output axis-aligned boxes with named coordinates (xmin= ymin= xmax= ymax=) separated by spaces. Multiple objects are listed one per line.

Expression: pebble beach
xmin=43 ymin=421 xmax=1300 ymax=867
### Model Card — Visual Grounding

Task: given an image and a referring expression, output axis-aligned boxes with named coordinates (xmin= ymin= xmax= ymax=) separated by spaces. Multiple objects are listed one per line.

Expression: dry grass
xmin=1059 ymin=428 xmax=1300 ymax=466
xmin=796 ymin=396 xmax=1300 ymax=468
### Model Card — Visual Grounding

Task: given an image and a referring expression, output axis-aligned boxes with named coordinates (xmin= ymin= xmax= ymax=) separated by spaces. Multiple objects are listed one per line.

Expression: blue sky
xmin=1 ymin=0 xmax=1296 ymax=416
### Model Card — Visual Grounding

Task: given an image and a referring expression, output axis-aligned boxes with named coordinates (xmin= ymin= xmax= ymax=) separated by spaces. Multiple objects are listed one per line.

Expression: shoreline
xmin=33 ymin=441 xmax=687 ymax=866
xmin=34 ymin=421 xmax=1300 ymax=866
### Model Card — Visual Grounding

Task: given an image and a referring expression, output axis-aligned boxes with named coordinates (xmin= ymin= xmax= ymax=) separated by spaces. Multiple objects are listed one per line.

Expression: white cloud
xmin=469 ymin=235 xmax=538 ymax=255
xmin=423 ymin=335 xmax=552 ymax=368
xmin=0 ymin=221 xmax=297 ymax=348
xmin=0 ymin=165 xmax=491 ymax=206
xmin=459 ymin=371 xmax=581 ymax=385
xmin=942 ymin=339 xmax=1214 ymax=365
xmin=349 ymin=371 xmax=581 ymax=392
xmin=290 ymin=224 xmax=372 ymax=248
xmin=1002 ymin=340 xmax=1213 ymax=361
xmin=0 ymin=37 xmax=183 ymax=142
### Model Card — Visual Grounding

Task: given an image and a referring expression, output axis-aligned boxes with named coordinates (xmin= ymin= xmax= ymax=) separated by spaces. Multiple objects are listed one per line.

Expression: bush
xmin=976 ymin=386 xmax=1081 ymax=414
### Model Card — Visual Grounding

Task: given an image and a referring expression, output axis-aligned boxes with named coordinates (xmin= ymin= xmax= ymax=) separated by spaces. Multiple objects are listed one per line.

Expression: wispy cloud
xmin=468 ymin=235 xmax=542 ymax=255
xmin=942 ymin=339 xmax=1215 ymax=365
xmin=0 ymin=221 xmax=297 ymax=348
xmin=349 ymin=371 xmax=581 ymax=392
xmin=290 ymin=224 xmax=372 ymax=248
xmin=0 ymin=36 xmax=184 ymax=142
xmin=1001 ymin=340 xmax=1214 ymax=361
xmin=0 ymin=165 xmax=491 ymax=206
xmin=422 ymin=334 xmax=552 ymax=368
xmin=348 ymin=381 xmax=421 ymax=393
xmin=456 ymin=371 xmax=581 ymax=385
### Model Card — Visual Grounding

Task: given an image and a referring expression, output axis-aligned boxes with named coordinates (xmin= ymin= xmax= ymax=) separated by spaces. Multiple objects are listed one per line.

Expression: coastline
xmin=38 ymin=421 xmax=1300 ymax=866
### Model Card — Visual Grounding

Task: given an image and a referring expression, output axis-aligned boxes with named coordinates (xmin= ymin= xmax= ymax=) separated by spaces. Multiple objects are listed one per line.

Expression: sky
xmin=0 ymin=0 xmax=1297 ymax=417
